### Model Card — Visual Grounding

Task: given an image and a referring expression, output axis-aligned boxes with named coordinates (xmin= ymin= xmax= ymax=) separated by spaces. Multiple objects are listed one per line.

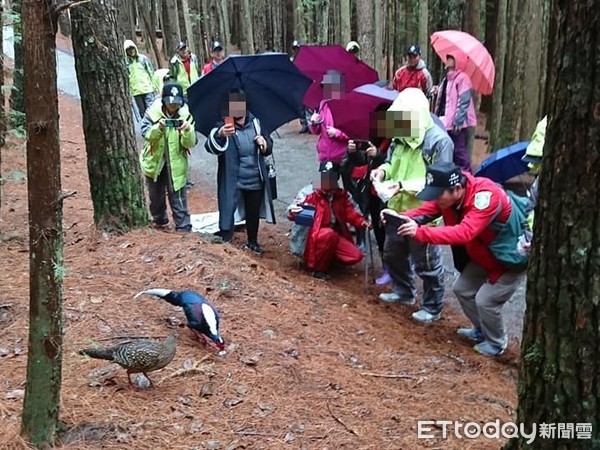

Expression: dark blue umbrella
xmin=187 ymin=53 xmax=312 ymax=136
xmin=474 ymin=141 xmax=530 ymax=183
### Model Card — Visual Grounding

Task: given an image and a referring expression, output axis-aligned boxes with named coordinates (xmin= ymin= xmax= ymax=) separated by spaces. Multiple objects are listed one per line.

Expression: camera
xmin=165 ymin=118 xmax=183 ymax=128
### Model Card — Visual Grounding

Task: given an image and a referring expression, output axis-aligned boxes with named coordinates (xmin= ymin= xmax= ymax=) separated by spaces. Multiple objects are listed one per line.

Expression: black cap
xmin=211 ymin=41 xmax=223 ymax=52
xmin=416 ymin=161 xmax=462 ymax=201
xmin=319 ymin=161 xmax=341 ymax=173
xmin=406 ymin=44 xmax=421 ymax=56
xmin=176 ymin=41 xmax=187 ymax=51
xmin=162 ymin=82 xmax=184 ymax=106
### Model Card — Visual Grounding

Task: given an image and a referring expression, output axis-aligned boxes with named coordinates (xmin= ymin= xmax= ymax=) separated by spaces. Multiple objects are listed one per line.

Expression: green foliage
xmin=2 ymin=9 xmax=20 ymax=24
xmin=1 ymin=84 xmax=13 ymax=94
xmin=52 ymin=259 xmax=68 ymax=282
xmin=9 ymin=169 xmax=26 ymax=181
xmin=9 ymin=109 xmax=26 ymax=130
xmin=522 ymin=342 xmax=543 ymax=365
xmin=7 ymin=126 xmax=26 ymax=140
xmin=219 ymin=280 xmax=230 ymax=292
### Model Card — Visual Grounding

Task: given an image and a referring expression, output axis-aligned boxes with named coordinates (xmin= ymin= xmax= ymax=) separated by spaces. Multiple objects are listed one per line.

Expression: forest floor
xmin=0 ymin=40 xmax=520 ymax=450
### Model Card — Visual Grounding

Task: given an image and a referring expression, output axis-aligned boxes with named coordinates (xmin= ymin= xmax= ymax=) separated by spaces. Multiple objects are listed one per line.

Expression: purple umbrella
xmin=327 ymin=83 xmax=399 ymax=140
xmin=293 ymin=45 xmax=379 ymax=109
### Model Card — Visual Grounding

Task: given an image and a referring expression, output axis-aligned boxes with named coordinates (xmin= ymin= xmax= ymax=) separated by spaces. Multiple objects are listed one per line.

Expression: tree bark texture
xmin=466 ymin=0 xmax=481 ymax=39
xmin=339 ymin=0 xmax=350 ymax=47
xmin=510 ymin=1 xmax=600 ymax=448
xmin=0 ymin=2 xmax=4 ymax=212
xmin=481 ymin=0 xmax=498 ymax=114
xmin=161 ymin=0 xmax=181 ymax=57
xmin=10 ymin=0 xmax=25 ymax=127
xmin=356 ymin=0 xmax=375 ymax=68
xmin=316 ymin=0 xmax=329 ymax=45
xmin=116 ymin=0 xmax=136 ymax=41
xmin=240 ymin=0 xmax=254 ymax=53
xmin=20 ymin=0 xmax=64 ymax=446
xmin=71 ymin=0 xmax=149 ymax=232
xmin=418 ymin=0 xmax=428 ymax=61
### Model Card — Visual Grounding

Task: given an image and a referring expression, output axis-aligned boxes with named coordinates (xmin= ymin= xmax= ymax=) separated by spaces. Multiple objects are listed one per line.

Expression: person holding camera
xmin=139 ymin=82 xmax=197 ymax=232
xmin=205 ymin=89 xmax=275 ymax=254
xmin=370 ymin=88 xmax=453 ymax=323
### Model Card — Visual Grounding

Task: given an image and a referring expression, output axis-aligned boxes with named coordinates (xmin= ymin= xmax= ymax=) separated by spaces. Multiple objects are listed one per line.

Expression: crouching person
xmin=288 ymin=161 xmax=370 ymax=280
xmin=140 ymin=82 xmax=197 ymax=232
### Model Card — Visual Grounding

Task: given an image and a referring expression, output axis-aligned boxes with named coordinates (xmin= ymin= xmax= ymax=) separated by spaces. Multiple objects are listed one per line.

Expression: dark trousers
xmin=449 ymin=128 xmax=472 ymax=173
xmin=368 ymin=194 xmax=386 ymax=255
xmin=241 ymin=188 xmax=263 ymax=244
xmin=146 ymin=164 xmax=191 ymax=231
xmin=134 ymin=93 xmax=155 ymax=118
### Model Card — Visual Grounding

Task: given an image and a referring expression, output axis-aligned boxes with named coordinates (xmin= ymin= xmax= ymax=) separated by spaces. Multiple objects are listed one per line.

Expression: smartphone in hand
xmin=353 ymin=139 xmax=371 ymax=151
xmin=165 ymin=118 xmax=183 ymax=128
xmin=224 ymin=116 xmax=235 ymax=127
xmin=383 ymin=212 xmax=407 ymax=240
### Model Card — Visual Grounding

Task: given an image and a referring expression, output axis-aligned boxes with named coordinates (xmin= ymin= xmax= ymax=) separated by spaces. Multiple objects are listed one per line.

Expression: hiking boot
xmin=243 ymin=242 xmax=264 ymax=255
xmin=411 ymin=309 xmax=441 ymax=323
xmin=474 ymin=341 xmax=506 ymax=357
xmin=311 ymin=271 xmax=330 ymax=281
xmin=457 ymin=328 xmax=485 ymax=342
xmin=375 ymin=267 xmax=392 ymax=285
xmin=378 ymin=292 xmax=416 ymax=305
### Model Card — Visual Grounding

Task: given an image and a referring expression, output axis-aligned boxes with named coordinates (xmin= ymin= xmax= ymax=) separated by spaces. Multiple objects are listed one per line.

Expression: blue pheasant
xmin=134 ymin=289 xmax=225 ymax=350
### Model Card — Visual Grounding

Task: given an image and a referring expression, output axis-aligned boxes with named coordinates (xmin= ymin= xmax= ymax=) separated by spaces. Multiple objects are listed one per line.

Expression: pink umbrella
xmin=430 ymin=30 xmax=495 ymax=95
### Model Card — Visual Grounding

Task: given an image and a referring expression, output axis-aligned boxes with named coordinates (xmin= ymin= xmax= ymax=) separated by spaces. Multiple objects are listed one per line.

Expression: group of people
xmin=128 ymin=35 xmax=540 ymax=358
xmin=286 ymin=40 xmax=540 ymax=358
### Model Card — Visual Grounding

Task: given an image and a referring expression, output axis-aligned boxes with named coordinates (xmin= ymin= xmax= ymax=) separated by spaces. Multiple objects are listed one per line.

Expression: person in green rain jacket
xmin=124 ymin=40 xmax=157 ymax=117
xmin=140 ymin=83 xmax=197 ymax=232
xmin=370 ymin=88 xmax=454 ymax=323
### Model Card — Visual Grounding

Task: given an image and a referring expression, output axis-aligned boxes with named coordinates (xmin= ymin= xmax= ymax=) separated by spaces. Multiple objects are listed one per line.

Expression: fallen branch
xmin=161 ymin=355 xmax=212 ymax=380
xmin=233 ymin=430 xmax=277 ymax=437
xmin=327 ymin=403 xmax=359 ymax=437
xmin=360 ymin=372 xmax=419 ymax=380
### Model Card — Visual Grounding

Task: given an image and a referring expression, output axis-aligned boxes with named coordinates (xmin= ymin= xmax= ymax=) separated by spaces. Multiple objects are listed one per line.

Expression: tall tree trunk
xmin=57 ymin=8 xmax=71 ymax=37
xmin=356 ymin=0 xmax=374 ymax=67
xmin=293 ymin=0 xmax=306 ymax=43
xmin=466 ymin=0 xmax=481 ymax=39
xmin=316 ymin=0 xmax=329 ymax=44
xmin=240 ymin=0 xmax=254 ymax=53
xmin=116 ymin=0 xmax=136 ymax=40
xmin=519 ymin=0 xmax=543 ymax=140
xmin=374 ymin=0 xmax=383 ymax=76
xmin=71 ymin=0 xmax=149 ymax=232
xmin=177 ymin=0 xmax=194 ymax=52
xmin=10 ymin=0 xmax=25 ymax=128
xmin=253 ymin=0 xmax=267 ymax=52
xmin=509 ymin=1 xmax=600 ymax=448
xmin=220 ymin=0 xmax=230 ymax=49
xmin=489 ymin=0 xmax=510 ymax=151
xmin=340 ymin=0 xmax=350 ymax=48
xmin=418 ymin=0 xmax=428 ymax=56
xmin=480 ymin=0 xmax=498 ymax=115
xmin=404 ymin=0 xmax=413 ymax=43
xmin=140 ymin=3 xmax=162 ymax=66
xmin=20 ymin=0 xmax=63 ymax=446
xmin=161 ymin=0 xmax=181 ymax=58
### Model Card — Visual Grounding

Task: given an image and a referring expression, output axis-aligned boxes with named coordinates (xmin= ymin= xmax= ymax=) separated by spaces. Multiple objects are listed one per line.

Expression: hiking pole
xmin=364 ymin=229 xmax=374 ymax=294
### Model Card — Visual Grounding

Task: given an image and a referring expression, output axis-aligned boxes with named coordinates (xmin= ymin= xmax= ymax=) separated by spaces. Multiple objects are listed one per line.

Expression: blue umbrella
xmin=187 ymin=53 xmax=312 ymax=137
xmin=474 ymin=141 xmax=530 ymax=183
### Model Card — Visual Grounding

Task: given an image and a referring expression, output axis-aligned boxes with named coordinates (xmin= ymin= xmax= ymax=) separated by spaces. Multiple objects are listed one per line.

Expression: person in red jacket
xmin=392 ymin=44 xmax=433 ymax=94
xmin=383 ymin=161 xmax=526 ymax=357
xmin=202 ymin=41 xmax=226 ymax=75
xmin=288 ymin=161 xmax=370 ymax=280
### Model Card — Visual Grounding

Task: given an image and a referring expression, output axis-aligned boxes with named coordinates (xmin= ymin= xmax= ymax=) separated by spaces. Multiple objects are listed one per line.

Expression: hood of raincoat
xmin=124 ymin=39 xmax=138 ymax=56
xmin=526 ymin=116 xmax=547 ymax=159
xmin=387 ymin=87 xmax=433 ymax=149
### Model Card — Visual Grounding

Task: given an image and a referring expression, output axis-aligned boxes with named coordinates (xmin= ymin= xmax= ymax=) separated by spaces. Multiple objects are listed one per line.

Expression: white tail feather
xmin=133 ymin=288 xmax=173 ymax=299
xmin=201 ymin=303 xmax=219 ymax=335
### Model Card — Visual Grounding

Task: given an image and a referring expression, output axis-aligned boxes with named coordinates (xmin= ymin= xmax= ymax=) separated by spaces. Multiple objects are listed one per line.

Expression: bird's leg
xmin=127 ymin=371 xmax=134 ymax=387
xmin=143 ymin=373 xmax=155 ymax=388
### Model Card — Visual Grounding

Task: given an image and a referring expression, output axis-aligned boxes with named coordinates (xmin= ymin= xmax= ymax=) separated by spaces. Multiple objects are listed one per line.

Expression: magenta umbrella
xmin=327 ymin=84 xmax=399 ymax=140
xmin=293 ymin=45 xmax=379 ymax=109
xmin=430 ymin=30 xmax=495 ymax=95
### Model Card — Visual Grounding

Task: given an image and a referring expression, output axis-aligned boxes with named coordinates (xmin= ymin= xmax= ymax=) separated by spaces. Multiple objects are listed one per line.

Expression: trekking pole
xmin=364 ymin=229 xmax=374 ymax=294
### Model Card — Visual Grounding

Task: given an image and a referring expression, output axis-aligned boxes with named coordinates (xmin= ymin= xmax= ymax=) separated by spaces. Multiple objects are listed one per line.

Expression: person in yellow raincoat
xmin=370 ymin=88 xmax=454 ymax=323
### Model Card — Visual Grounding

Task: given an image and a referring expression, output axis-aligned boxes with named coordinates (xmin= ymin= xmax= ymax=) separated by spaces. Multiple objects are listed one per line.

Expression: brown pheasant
xmin=79 ymin=334 xmax=177 ymax=387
